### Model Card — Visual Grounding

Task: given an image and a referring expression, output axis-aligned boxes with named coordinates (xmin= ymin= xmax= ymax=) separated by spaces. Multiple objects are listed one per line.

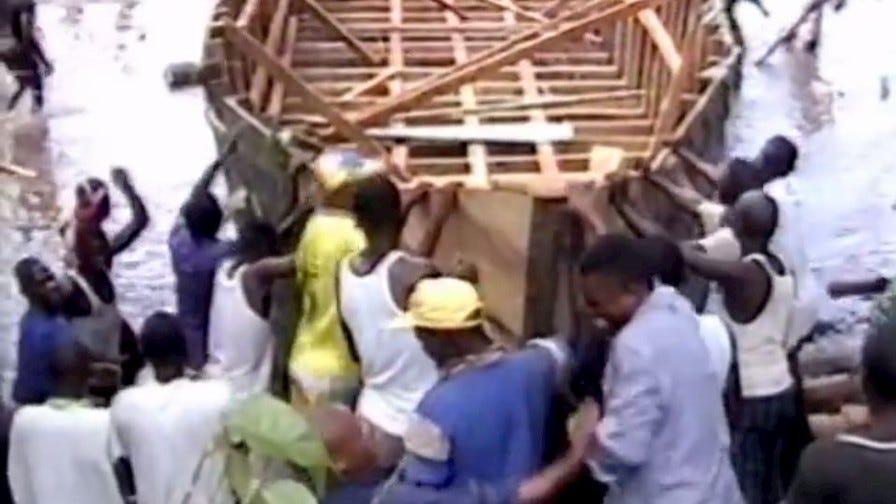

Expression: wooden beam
xmin=236 ymin=0 xmax=263 ymax=27
xmin=296 ymin=0 xmax=381 ymax=66
xmin=266 ymin=15 xmax=299 ymax=119
xmin=224 ymin=21 xmax=384 ymax=154
xmin=249 ymin=0 xmax=289 ymax=112
xmin=353 ymin=0 xmax=660 ymax=126
xmin=338 ymin=68 xmax=399 ymax=100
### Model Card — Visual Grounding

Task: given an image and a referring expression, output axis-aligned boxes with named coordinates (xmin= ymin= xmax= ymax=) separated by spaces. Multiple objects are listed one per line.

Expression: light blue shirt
xmin=590 ymin=287 xmax=743 ymax=504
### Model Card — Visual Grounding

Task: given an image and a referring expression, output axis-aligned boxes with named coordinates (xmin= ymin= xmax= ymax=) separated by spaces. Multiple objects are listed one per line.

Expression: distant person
xmin=110 ymin=312 xmax=233 ymax=504
xmin=12 ymin=257 xmax=73 ymax=405
xmin=374 ymin=277 xmax=598 ymax=503
xmin=168 ymin=141 xmax=238 ymax=371
xmin=4 ymin=0 xmax=52 ymax=112
xmin=61 ymin=168 xmax=148 ymax=388
xmin=681 ymin=190 xmax=800 ymax=504
xmin=8 ymin=339 xmax=122 ymax=504
xmin=205 ymin=221 xmax=278 ymax=398
xmin=339 ymin=174 xmax=455 ymax=470
xmin=245 ymin=149 xmax=380 ymax=406
xmin=787 ymin=317 xmax=896 ymax=504
xmin=579 ymin=234 xmax=742 ymax=503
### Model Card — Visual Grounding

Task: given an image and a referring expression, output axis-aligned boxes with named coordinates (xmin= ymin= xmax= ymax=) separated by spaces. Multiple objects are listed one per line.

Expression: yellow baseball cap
xmin=312 ymin=148 xmax=384 ymax=192
xmin=392 ymin=277 xmax=483 ymax=331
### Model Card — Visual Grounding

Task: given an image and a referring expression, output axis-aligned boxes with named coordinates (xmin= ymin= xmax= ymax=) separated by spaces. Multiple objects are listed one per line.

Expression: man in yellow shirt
xmin=246 ymin=149 xmax=379 ymax=406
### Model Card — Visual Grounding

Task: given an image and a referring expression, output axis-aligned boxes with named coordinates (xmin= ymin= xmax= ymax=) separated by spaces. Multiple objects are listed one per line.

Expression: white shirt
xmin=205 ymin=261 xmax=274 ymax=398
xmin=10 ymin=400 xmax=122 ymax=504
xmin=339 ymin=251 xmax=439 ymax=437
xmin=697 ymin=314 xmax=732 ymax=391
xmin=764 ymin=177 xmax=822 ymax=345
xmin=110 ymin=378 xmax=234 ymax=504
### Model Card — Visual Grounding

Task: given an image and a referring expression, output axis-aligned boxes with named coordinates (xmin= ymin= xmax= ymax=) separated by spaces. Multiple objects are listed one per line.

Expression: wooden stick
xmin=428 ymin=0 xmax=470 ymax=19
xmin=236 ymin=0 xmax=262 ymax=27
xmin=0 ymin=162 xmax=37 ymax=178
xmin=338 ymin=68 xmax=399 ymax=100
xmin=266 ymin=15 xmax=299 ymax=119
xmin=249 ymin=0 xmax=289 ymax=112
xmin=225 ymin=21 xmax=384 ymax=154
xmin=296 ymin=0 xmax=381 ymax=66
xmin=354 ymin=0 xmax=659 ymax=126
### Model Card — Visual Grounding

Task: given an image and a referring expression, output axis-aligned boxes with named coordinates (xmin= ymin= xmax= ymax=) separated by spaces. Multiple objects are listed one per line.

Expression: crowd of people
xmin=3 ymin=133 xmax=896 ymax=504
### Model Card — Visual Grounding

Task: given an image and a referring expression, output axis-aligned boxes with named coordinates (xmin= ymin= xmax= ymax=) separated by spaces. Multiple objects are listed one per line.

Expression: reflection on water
xmin=1 ymin=0 xmax=895 ymax=395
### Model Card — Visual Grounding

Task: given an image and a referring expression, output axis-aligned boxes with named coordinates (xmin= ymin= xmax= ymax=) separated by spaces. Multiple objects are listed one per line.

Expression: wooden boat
xmin=200 ymin=0 xmax=740 ymax=340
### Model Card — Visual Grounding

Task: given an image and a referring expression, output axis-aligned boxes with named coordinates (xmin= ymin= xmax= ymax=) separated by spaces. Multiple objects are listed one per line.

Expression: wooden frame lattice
xmin=209 ymin=0 xmax=729 ymax=195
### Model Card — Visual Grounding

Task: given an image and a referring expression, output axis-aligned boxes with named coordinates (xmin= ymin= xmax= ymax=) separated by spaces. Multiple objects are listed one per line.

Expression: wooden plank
xmin=249 ymin=0 xmax=290 ymax=112
xmin=237 ymin=0 xmax=263 ymax=27
xmin=225 ymin=21 xmax=384 ymax=154
xmin=266 ymin=15 xmax=299 ymax=119
xmin=353 ymin=0 xmax=660 ymax=126
xmin=338 ymin=68 xmax=399 ymax=100
xmin=387 ymin=0 xmax=410 ymax=178
xmin=297 ymin=0 xmax=381 ymax=65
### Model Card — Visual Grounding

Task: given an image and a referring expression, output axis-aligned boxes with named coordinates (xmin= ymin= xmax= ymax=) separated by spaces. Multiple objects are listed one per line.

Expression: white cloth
xmin=205 ymin=261 xmax=274 ymax=398
xmin=10 ymin=401 xmax=122 ymax=504
xmin=696 ymin=227 xmax=742 ymax=262
xmin=110 ymin=378 xmax=234 ymax=504
xmin=697 ymin=314 xmax=732 ymax=391
xmin=764 ymin=178 xmax=822 ymax=346
xmin=696 ymin=201 xmax=726 ymax=234
xmin=722 ymin=254 xmax=796 ymax=398
xmin=339 ymin=251 xmax=439 ymax=437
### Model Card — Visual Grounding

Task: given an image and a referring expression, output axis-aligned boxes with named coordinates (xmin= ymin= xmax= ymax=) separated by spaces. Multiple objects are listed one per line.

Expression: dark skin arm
xmin=672 ymin=146 xmax=720 ymax=185
xmin=186 ymin=139 xmax=237 ymax=204
xmin=827 ymin=276 xmax=889 ymax=299
xmin=680 ymin=245 xmax=770 ymax=322
xmin=611 ymin=193 xmax=671 ymax=239
xmin=404 ymin=184 xmax=458 ymax=258
xmin=108 ymin=168 xmax=149 ymax=257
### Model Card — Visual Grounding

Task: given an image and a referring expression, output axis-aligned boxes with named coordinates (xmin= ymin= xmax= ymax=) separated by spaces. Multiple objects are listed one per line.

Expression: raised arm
xmin=108 ymin=168 xmax=149 ymax=256
xmin=672 ymin=146 xmax=720 ymax=185
xmin=827 ymin=276 xmax=889 ymax=299
xmin=680 ymin=243 xmax=752 ymax=286
xmin=188 ymin=140 xmax=238 ymax=203
xmin=647 ymin=174 xmax=706 ymax=213
xmin=612 ymin=195 xmax=671 ymax=240
xmin=406 ymin=185 xmax=457 ymax=258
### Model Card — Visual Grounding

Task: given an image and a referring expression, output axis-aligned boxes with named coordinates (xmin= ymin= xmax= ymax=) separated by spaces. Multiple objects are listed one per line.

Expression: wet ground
xmin=0 ymin=0 xmax=894 ymax=398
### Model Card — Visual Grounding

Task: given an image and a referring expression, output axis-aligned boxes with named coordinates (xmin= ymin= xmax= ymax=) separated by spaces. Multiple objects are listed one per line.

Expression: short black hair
xmin=580 ymin=233 xmax=652 ymax=285
xmin=863 ymin=319 xmax=896 ymax=404
xmin=235 ymin=220 xmax=278 ymax=262
xmin=13 ymin=256 xmax=42 ymax=289
xmin=182 ymin=192 xmax=222 ymax=240
xmin=352 ymin=174 xmax=402 ymax=233
xmin=640 ymin=236 xmax=684 ymax=287
xmin=140 ymin=311 xmax=188 ymax=365
xmin=758 ymin=135 xmax=798 ymax=178
xmin=736 ymin=191 xmax=778 ymax=242
xmin=718 ymin=157 xmax=760 ymax=206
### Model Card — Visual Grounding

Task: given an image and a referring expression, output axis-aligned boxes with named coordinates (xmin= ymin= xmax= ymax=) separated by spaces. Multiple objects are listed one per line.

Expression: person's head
xmin=757 ymin=135 xmax=798 ymax=180
xmin=717 ymin=157 xmax=761 ymax=206
xmin=727 ymin=190 xmax=778 ymax=253
xmin=51 ymin=339 xmax=91 ymax=399
xmin=861 ymin=319 xmax=896 ymax=414
xmin=75 ymin=177 xmax=111 ymax=223
xmin=579 ymin=234 xmax=654 ymax=329
xmin=140 ymin=311 xmax=188 ymax=383
xmin=313 ymin=149 xmax=383 ymax=211
xmin=234 ymin=220 xmax=278 ymax=264
xmin=352 ymin=173 xmax=403 ymax=243
xmin=397 ymin=277 xmax=490 ymax=368
xmin=641 ymin=236 xmax=685 ymax=288
xmin=182 ymin=192 xmax=223 ymax=241
xmin=14 ymin=257 xmax=63 ymax=313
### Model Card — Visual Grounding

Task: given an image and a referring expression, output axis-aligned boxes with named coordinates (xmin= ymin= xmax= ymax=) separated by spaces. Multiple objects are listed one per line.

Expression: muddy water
xmin=0 ymin=0 xmax=894 ymax=398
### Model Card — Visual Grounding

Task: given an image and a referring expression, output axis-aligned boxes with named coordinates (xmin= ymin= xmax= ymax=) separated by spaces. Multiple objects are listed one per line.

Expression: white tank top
xmin=722 ymin=254 xmax=795 ymax=398
xmin=339 ymin=251 xmax=439 ymax=437
xmin=205 ymin=261 xmax=273 ymax=398
xmin=68 ymin=271 xmax=122 ymax=361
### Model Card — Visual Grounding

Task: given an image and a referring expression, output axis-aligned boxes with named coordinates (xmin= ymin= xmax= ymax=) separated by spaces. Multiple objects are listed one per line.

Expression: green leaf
xmin=225 ymin=394 xmax=330 ymax=470
xmin=260 ymin=480 xmax=318 ymax=504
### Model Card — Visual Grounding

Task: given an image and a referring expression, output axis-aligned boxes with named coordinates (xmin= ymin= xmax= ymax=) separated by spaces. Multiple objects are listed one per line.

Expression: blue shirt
xmin=590 ymin=287 xmax=744 ymax=504
xmin=168 ymin=222 xmax=234 ymax=370
xmin=13 ymin=309 xmax=74 ymax=405
xmin=375 ymin=340 xmax=569 ymax=504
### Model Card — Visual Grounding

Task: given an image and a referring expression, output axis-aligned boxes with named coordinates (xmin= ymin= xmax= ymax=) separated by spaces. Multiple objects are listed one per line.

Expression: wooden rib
xmin=429 ymin=0 xmax=470 ymax=19
xmin=266 ymin=15 xmax=299 ymax=119
xmin=236 ymin=0 xmax=262 ymax=27
xmin=637 ymin=8 xmax=681 ymax=69
xmin=338 ymin=68 xmax=399 ymax=100
xmin=353 ymin=0 xmax=660 ymax=126
xmin=296 ymin=0 xmax=380 ymax=65
xmin=445 ymin=0 xmax=488 ymax=184
xmin=224 ymin=21 xmax=384 ymax=154
xmin=386 ymin=0 xmax=410 ymax=178
xmin=503 ymin=10 xmax=558 ymax=175
xmin=249 ymin=0 xmax=289 ymax=112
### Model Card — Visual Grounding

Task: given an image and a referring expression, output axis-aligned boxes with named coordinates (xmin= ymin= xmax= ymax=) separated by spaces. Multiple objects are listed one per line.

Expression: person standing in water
xmin=168 ymin=141 xmax=238 ymax=371
xmin=4 ymin=0 xmax=52 ymax=111
xmin=681 ymin=190 xmax=800 ymax=504
xmin=11 ymin=257 xmax=74 ymax=405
